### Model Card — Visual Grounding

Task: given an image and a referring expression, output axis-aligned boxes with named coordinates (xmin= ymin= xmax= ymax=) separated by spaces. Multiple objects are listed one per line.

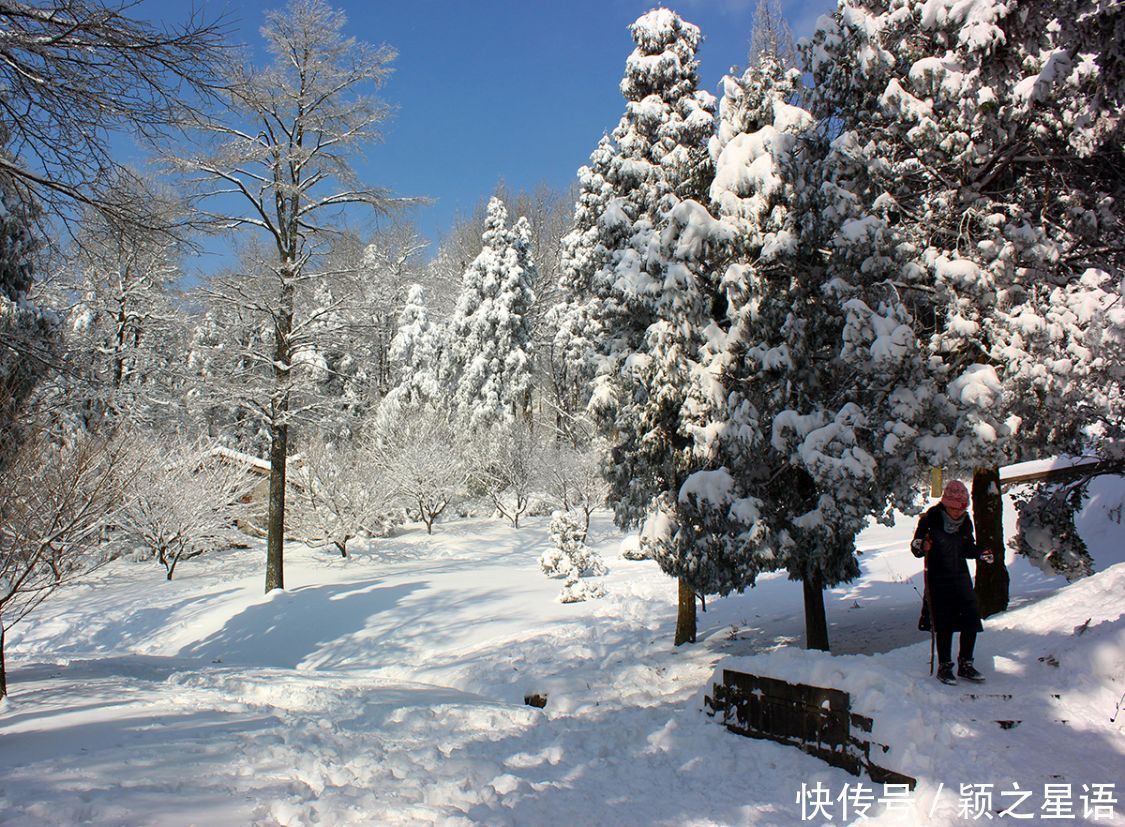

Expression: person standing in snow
xmin=912 ymin=480 xmax=995 ymax=685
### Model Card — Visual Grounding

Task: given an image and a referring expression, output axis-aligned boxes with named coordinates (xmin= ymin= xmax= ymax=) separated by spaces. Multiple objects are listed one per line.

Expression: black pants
xmin=937 ymin=629 xmax=976 ymax=664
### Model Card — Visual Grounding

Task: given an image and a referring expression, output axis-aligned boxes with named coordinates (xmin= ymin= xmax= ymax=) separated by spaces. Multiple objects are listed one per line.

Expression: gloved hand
xmin=910 ymin=536 xmax=934 ymax=557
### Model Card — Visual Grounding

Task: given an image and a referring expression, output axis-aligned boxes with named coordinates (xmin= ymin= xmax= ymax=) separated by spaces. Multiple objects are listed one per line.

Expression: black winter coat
xmin=912 ymin=505 xmax=984 ymax=634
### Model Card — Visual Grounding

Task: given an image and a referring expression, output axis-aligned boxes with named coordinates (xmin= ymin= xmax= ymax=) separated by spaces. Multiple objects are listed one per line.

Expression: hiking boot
xmin=958 ymin=659 xmax=985 ymax=683
xmin=936 ymin=662 xmax=957 ymax=685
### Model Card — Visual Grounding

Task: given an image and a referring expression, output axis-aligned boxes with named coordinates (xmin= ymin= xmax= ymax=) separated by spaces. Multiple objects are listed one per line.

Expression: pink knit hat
xmin=941 ymin=480 xmax=970 ymax=510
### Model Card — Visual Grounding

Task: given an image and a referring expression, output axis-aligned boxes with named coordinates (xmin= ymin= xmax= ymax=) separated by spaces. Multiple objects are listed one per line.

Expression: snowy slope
xmin=1 ymin=478 xmax=1122 ymax=826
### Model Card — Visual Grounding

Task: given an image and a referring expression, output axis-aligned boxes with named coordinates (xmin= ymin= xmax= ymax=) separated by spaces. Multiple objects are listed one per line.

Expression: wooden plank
xmin=706 ymin=670 xmax=916 ymax=789
xmin=1000 ymin=459 xmax=1120 ymax=488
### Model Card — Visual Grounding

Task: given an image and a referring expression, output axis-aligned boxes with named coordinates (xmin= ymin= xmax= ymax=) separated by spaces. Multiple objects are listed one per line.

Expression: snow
xmin=712 ymin=129 xmax=785 ymax=216
xmin=3 ymin=478 xmax=1124 ymax=825
xmin=1001 ymin=454 xmax=1108 ymax=482
xmin=918 ymin=0 xmax=1009 ymax=50
xmin=710 ymin=112 xmax=810 ymax=228
xmin=839 ymin=215 xmax=883 ymax=243
xmin=1014 ymin=49 xmax=1073 ymax=105
xmin=908 ymin=55 xmax=968 ymax=99
xmin=771 ymin=99 xmax=814 ymax=136
xmin=934 ymin=256 xmax=984 ymax=289
xmin=211 ymin=445 xmax=271 ymax=474
xmin=948 ymin=362 xmax=1003 ymax=408
xmin=679 ymin=468 xmax=734 ymax=508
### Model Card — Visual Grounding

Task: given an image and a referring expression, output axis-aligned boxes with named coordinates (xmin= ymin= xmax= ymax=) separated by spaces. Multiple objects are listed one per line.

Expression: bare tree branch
xmin=0 ymin=0 xmax=230 ymax=241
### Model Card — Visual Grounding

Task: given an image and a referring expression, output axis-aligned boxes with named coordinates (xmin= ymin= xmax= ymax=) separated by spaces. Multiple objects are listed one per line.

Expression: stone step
xmin=958 ymin=692 xmax=1062 ymax=702
xmin=954 ymin=693 xmax=1069 ymax=729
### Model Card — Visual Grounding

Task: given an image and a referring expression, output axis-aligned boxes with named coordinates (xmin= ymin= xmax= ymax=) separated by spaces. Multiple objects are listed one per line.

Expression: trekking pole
xmin=909 ymin=576 xmax=933 ymax=674
xmin=925 ymin=545 xmax=938 ymax=675
xmin=929 ymin=601 xmax=936 ymax=674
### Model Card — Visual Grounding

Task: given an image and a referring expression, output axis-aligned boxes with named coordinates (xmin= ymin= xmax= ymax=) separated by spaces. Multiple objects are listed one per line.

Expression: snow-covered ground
xmin=2 ymin=478 xmax=1123 ymax=826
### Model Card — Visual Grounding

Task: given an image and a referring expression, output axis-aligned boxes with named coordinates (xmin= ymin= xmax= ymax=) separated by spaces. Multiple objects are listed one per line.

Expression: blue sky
xmin=141 ymin=0 xmax=836 ymax=262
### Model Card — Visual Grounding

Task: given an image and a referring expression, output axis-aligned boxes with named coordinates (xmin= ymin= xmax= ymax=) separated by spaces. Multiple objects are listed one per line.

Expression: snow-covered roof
xmin=210 ymin=446 xmax=270 ymax=474
xmin=209 ymin=446 xmax=305 ymax=476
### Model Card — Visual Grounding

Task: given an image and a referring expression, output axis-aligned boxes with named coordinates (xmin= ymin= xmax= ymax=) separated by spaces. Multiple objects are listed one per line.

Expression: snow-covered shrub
xmin=619 ymin=535 xmax=649 ymax=561
xmin=559 ymin=577 xmax=606 ymax=604
xmin=542 ymin=511 xmax=606 ymax=603
xmin=538 ymin=545 xmax=568 ymax=579
xmin=1011 ymin=480 xmax=1094 ymax=581
xmin=540 ymin=511 xmax=583 ymax=577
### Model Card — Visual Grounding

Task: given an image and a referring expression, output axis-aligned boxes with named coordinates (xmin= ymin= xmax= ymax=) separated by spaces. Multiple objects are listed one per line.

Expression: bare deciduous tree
xmin=0 ymin=0 xmax=227 ymax=236
xmin=543 ymin=437 xmax=610 ymax=540
xmin=747 ymin=0 xmax=797 ymax=71
xmin=371 ymin=408 xmax=468 ymax=535
xmin=38 ymin=182 xmax=191 ymax=435
xmin=469 ymin=422 xmax=544 ymax=529
xmin=0 ymin=428 xmax=138 ymax=697
xmin=117 ymin=437 xmax=255 ymax=580
xmin=176 ymin=0 xmax=403 ymax=592
xmin=290 ymin=438 xmax=392 ymax=557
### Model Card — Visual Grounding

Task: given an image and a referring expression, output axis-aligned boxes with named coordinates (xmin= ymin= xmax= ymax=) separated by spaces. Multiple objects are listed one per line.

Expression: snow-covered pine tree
xmin=983 ymin=0 xmax=1124 ymax=459
xmin=581 ymin=8 xmax=719 ymax=644
xmin=550 ymin=136 xmax=620 ymax=441
xmin=670 ymin=55 xmax=812 ymax=613
xmin=444 ymin=197 xmax=537 ymax=430
xmin=383 ymin=283 xmax=442 ymax=414
xmin=359 ymin=223 xmax=430 ymax=395
xmin=678 ymin=31 xmax=936 ymax=651
xmin=804 ymin=0 xmax=1124 ymax=616
xmin=1011 ymin=478 xmax=1095 ymax=582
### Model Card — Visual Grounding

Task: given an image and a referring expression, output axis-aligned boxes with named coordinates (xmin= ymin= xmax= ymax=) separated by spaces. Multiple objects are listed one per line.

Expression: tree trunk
xmin=803 ymin=572 xmax=830 ymax=651
xmin=265 ymin=278 xmax=294 ymax=594
xmin=334 ymin=540 xmax=348 ymax=558
xmin=265 ymin=418 xmax=288 ymax=592
xmin=113 ymin=299 xmax=128 ymax=389
xmin=674 ymin=577 xmax=697 ymax=646
xmin=0 ymin=624 xmax=7 ymax=700
xmin=972 ymin=466 xmax=1009 ymax=617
